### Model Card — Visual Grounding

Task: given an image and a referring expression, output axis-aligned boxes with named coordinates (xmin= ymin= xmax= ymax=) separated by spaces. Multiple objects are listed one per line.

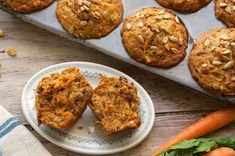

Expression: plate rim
xmin=21 ymin=61 xmax=155 ymax=155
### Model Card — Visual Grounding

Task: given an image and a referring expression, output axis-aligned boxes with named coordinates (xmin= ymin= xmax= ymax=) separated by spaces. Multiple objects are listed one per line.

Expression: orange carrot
xmin=201 ymin=147 xmax=235 ymax=156
xmin=150 ymin=107 xmax=235 ymax=156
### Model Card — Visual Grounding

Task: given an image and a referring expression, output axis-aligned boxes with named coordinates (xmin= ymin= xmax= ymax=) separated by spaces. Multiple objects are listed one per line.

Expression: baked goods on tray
xmin=189 ymin=28 xmax=235 ymax=95
xmin=215 ymin=0 xmax=235 ymax=28
xmin=56 ymin=0 xmax=123 ymax=39
xmin=1 ymin=0 xmax=54 ymax=13
xmin=121 ymin=7 xmax=188 ymax=68
xmin=90 ymin=75 xmax=141 ymax=135
xmin=155 ymin=0 xmax=212 ymax=13
xmin=35 ymin=67 xmax=93 ymax=130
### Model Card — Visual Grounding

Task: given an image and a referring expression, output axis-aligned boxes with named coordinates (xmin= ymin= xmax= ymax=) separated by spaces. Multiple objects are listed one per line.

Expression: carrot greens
xmin=159 ymin=137 xmax=235 ymax=156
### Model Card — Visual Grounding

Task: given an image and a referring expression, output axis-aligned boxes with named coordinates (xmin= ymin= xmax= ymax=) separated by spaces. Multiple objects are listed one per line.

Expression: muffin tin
xmin=1 ymin=0 xmax=234 ymax=103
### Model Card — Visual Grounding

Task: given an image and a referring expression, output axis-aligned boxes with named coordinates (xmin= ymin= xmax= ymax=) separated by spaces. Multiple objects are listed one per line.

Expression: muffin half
xmin=90 ymin=75 xmax=141 ymax=135
xmin=36 ymin=68 xmax=93 ymax=130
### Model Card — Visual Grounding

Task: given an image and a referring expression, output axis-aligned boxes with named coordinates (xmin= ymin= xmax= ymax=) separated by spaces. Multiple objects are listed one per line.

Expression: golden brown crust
xmin=121 ymin=7 xmax=188 ymax=68
xmin=2 ymin=0 xmax=54 ymax=13
xmin=215 ymin=0 xmax=235 ymax=28
xmin=189 ymin=28 xmax=235 ymax=95
xmin=156 ymin=0 xmax=212 ymax=13
xmin=90 ymin=75 xmax=141 ymax=135
xmin=36 ymin=68 xmax=93 ymax=130
xmin=56 ymin=0 xmax=123 ymax=39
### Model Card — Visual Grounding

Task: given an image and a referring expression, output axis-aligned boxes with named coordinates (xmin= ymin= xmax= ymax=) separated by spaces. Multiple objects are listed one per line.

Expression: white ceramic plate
xmin=21 ymin=62 xmax=155 ymax=155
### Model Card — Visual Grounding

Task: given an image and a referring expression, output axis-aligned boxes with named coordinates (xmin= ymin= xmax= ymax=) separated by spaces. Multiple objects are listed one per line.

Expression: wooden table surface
xmin=0 ymin=10 xmax=235 ymax=156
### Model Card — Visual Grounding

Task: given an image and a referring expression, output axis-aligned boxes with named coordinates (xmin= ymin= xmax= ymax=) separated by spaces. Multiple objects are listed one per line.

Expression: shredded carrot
xmin=150 ymin=107 xmax=235 ymax=156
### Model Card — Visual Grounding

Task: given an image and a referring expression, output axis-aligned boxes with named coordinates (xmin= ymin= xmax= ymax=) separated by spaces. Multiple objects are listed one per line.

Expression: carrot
xmin=150 ymin=107 xmax=235 ymax=156
xmin=201 ymin=147 xmax=235 ymax=156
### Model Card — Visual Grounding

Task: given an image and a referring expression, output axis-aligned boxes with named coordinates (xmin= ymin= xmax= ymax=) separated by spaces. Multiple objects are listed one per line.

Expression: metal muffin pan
xmin=1 ymin=0 xmax=235 ymax=103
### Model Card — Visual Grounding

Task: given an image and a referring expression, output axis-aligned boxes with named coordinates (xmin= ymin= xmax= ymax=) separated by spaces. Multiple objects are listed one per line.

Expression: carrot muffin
xmin=189 ymin=28 xmax=235 ymax=95
xmin=2 ymin=0 xmax=54 ymax=13
xmin=155 ymin=0 xmax=212 ymax=13
xmin=215 ymin=0 xmax=235 ymax=27
xmin=56 ymin=0 xmax=123 ymax=39
xmin=90 ymin=75 xmax=141 ymax=135
xmin=36 ymin=68 xmax=93 ymax=130
xmin=121 ymin=7 xmax=188 ymax=68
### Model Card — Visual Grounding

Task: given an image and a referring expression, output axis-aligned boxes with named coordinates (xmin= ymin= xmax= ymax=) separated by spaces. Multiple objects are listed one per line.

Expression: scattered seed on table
xmin=7 ymin=48 xmax=16 ymax=57
xmin=0 ymin=30 xmax=4 ymax=37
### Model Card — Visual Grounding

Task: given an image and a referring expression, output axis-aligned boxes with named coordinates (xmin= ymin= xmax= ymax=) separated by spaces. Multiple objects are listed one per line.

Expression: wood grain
xmin=0 ymin=10 xmax=234 ymax=156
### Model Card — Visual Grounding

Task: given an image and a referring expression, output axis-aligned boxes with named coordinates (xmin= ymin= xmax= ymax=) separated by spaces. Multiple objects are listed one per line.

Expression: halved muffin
xmin=35 ymin=68 xmax=93 ymax=130
xmin=90 ymin=75 xmax=141 ymax=135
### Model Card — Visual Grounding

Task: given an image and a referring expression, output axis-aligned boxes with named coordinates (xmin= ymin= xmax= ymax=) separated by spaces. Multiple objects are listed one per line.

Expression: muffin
xmin=189 ymin=28 xmax=235 ymax=95
xmin=121 ymin=7 xmax=188 ymax=68
xmin=2 ymin=0 xmax=54 ymax=13
xmin=56 ymin=0 xmax=123 ymax=39
xmin=36 ymin=68 xmax=93 ymax=130
xmin=215 ymin=0 xmax=235 ymax=27
xmin=155 ymin=0 xmax=212 ymax=13
xmin=90 ymin=75 xmax=141 ymax=135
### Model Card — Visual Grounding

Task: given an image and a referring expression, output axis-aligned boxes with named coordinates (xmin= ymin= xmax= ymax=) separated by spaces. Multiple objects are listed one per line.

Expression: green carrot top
xmin=159 ymin=137 xmax=235 ymax=156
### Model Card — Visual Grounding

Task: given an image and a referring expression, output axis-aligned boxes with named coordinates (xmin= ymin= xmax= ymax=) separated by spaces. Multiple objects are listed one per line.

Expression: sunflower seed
xmin=150 ymin=46 xmax=157 ymax=49
xmin=222 ymin=55 xmax=231 ymax=61
xmin=219 ymin=2 xmax=228 ymax=7
xmin=225 ymin=6 xmax=232 ymax=13
xmin=212 ymin=60 xmax=222 ymax=65
xmin=232 ymin=5 xmax=235 ymax=11
xmin=155 ymin=16 xmax=162 ymax=20
xmin=80 ymin=21 xmax=88 ymax=26
xmin=137 ymin=35 xmax=144 ymax=43
xmin=169 ymin=36 xmax=178 ymax=42
xmin=138 ymin=22 xmax=144 ymax=28
xmin=83 ymin=0 xmax=91 ymax=7
xmin=201 ymin=63 xmax=208 ymax=68
xmin=80 ymin=6 xmax=85 ymax=11
xmin=171 ymin=48 xmax=179 ymax=53
xmin=220 ymin=40 xmax=230 ymax=46
xmin=7 ymin=48 xmax=16 ymax=57
xmin=103 ymin=11 xmax=108 ymax=17
xmin=210 ymin=46 xmax=216 ymax=51
xmin=175 ymin=16 xmax=180 ymax=23
xmin=158 ymin=10 xmax=165 ymax=15
xmin=231 ymin=76 xmax=235 ymax=82
xmin=126 ymin=23 xmax=132 ymax=30
xmin=111 ymin=15 xmax=118 ymax=22
xmin=223 ymin=61 xmax=234 ymax=69
xmin=220 ymin=34 xmax=229 ymax=40
xmin=90 ymin=0 xmax=99 ymax=4
xmin=77 ymin=0 xmax=83 ymax=6
xmin=221 ymin=50 xmax=232 ymax=55
xmin=83 ymin=5 xmax=89 ymax=11
xmin=178 ymin=39 xmax=184 ymax=46
xmin=92 ymin=11 xmax=101 ymax=19
xmin=204 ymin=38 xmax=210 ymax=46
xmin=0 ymin=30 xmax=4 ymax=37
xmin=231 ymin=42 xmax=235 ymax=46
xmin=163 ymin=13 xmax=171 ymax=19
xmin=162 ymin=36 xmax=168 ymax=44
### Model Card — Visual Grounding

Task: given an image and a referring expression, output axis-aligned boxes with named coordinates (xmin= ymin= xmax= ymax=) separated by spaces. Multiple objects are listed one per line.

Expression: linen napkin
xmin=0 ymin=105 xmax=52 ymax=156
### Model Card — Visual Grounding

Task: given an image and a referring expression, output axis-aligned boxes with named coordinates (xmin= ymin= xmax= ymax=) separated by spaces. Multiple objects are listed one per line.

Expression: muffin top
xmin=189 ymin=28 xmax=235 ymax=95
xmin=56 ymin=0 xmax=123 ymax=39
xmin=121 ymin=7 xmax=188 ymax=68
